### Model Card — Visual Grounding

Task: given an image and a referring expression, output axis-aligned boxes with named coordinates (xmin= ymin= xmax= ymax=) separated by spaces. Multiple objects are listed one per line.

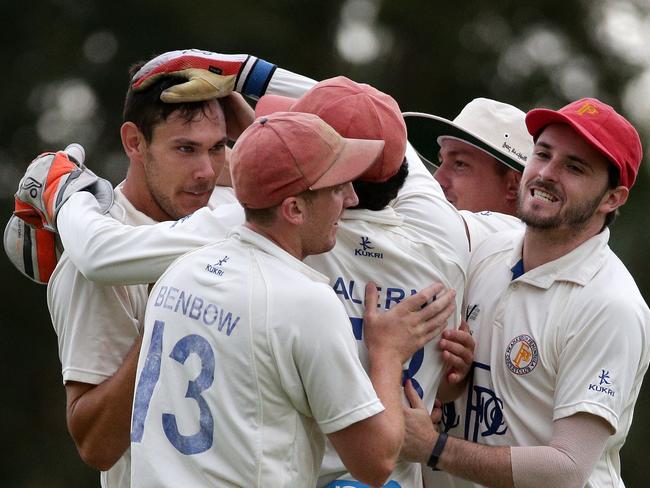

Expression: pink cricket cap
xmin=230 ymin=112 xmax=385 ymax=209
xmin=255 ymin=76 xmax=407 ymax=183
xmin=526 ymin=98 xmax=643 ymax=189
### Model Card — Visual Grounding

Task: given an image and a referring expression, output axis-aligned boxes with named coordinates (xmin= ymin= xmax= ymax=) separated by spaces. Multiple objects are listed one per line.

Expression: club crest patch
xmin=505 ymin=334 xmax=538 ymax=375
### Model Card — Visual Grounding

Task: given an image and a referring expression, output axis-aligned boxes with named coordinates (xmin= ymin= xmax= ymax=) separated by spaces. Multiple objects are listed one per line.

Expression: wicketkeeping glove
xmin=131 ymin=49 xmax=277 ymax=102
xmin=13 ymin=144 xmax=114 ymax=233
xmin=3 ymin=215 xmax=61 ymax=284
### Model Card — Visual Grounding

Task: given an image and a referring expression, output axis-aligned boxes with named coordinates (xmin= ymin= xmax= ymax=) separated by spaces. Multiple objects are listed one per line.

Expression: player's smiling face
xmin=435 ymin=138 xmax=518 ymax=214
xmin=517 ymin=123 xmax=615 ymax=234
xmin=300 ymin=182 xmax=358 ymax=257
xmin=142 ymin=99 xmax=227 ymax=220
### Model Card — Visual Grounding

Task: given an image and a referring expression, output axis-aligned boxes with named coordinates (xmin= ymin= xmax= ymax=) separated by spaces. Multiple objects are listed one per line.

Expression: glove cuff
xmin=237 ymin=57 xmax=277 ymax=99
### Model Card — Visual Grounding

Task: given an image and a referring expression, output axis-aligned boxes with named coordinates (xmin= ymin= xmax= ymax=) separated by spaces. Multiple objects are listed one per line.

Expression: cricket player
xmin=9 ymin=51 xmax=474 ymax=487
xmin=8 ymin=59 xmax=250 ymax=488
xmin=130 ymin=111 xmax=455 ymax=487
xmin=405 ymin=100 xmax=533 ymax=247
xmin=253 ymin=77 xmax=470 ymax=487
xmin=404 ymin=99 xmax=531 ymax=215
xmin=402 ymin=98 xmax=650 ymax=488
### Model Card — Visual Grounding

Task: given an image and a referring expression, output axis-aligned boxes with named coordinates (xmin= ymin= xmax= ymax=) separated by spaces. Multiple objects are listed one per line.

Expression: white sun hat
xmin=404 ymin=98 xmax=533 ymax=172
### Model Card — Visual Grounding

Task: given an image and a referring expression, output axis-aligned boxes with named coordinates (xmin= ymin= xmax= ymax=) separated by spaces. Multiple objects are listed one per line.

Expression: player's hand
xmin=440 ymin=320 xmax=475 ymax=385
xmin=400 ymin=379 xmax=439 ymax=463
xmin=363 ymin=282 xmax=456 ymax=364
xmin=222 ymin=92 xmax=255 ymax=141
xmin=131 ymin=49 xmax=277 ymax=101
xmin=14 ymin=144 xmax=113 ymax=233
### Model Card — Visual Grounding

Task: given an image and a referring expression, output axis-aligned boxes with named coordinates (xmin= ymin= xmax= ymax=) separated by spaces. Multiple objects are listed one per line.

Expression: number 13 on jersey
xmin=131 ymin=319 xmax=216 ymax=455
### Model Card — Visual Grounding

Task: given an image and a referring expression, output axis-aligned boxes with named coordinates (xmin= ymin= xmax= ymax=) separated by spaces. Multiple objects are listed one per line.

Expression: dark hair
xmin=604 ymin=163 xmax=621 ymax=228
xmin=122 ymin=61 xmax=222 ymax=142
xmin=244 ymin=206 xmax=278 ymax=226
xmin=352 ymin=160 xmax=409 ymax=211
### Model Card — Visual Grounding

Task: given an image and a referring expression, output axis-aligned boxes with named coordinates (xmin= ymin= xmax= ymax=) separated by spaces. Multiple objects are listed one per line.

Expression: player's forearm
xmin=58 ymin=194 xmax=174 ymax=284
xmin=366 ymin=350 xmax=406 ymax=459
xmin=435 ymin=435 xmax=514 ymax=488
xmin=66 ymin=336 xmax=142 ymax=470
xmin=58 ymin=193 xmax=227 ymax=285
xmin=333 ymin=350 xmax=404 ymax=486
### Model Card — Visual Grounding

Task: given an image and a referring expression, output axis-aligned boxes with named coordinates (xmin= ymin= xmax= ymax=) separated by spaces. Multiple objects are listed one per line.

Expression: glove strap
xmin=238 ymin=57 xmax=277 ymax=99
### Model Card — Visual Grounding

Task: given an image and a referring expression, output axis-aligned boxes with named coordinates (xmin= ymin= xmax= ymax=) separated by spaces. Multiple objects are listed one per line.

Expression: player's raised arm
xmin=57 ymin=192 xmax=243 ymax=284
xmin=327 ymin=282 xmax=455 ymax=484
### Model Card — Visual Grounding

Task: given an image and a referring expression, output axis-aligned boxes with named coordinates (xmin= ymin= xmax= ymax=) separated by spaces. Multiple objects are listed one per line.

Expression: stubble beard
xmin=517 ymin=185 xmax=606 ymax=231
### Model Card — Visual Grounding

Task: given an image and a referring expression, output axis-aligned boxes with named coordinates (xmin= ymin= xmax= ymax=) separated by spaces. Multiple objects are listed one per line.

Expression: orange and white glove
xmin=131 ymin=49 xmax=277 ymax=102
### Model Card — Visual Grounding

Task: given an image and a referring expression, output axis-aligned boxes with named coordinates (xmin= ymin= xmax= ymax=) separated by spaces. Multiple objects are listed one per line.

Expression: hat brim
xmin=403 ymin=112 xmax=526 ymax=173
xmin=525 ymin=109 xmax=619 ymax=169
xmin=311 ymin=138 xmax=385 ymax=190
xmin=255 ymin=94 xmax=296 ymax=117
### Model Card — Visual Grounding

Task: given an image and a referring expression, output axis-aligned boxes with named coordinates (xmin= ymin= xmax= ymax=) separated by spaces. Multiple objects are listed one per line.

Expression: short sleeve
xmin=47 ymin=255 xmax=145 ymax=385
xmin=554 ymin=292 xmax=648 ymax=432
xmin=269 ymin=287 xmax=384 ymax=434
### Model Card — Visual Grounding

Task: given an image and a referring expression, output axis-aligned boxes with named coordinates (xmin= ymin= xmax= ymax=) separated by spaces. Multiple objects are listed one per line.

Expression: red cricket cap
xmin=526 ymin=98 xmax=643 ymax=189
xmin=255 ymin=76 xmax=407 ymax=183
xmin=230 ymin=112 xmax=385 ymax=209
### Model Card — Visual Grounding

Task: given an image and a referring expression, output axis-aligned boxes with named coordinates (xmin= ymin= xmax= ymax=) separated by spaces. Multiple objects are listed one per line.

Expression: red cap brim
xmin=525 ymin=109 xmax=619 ymax=171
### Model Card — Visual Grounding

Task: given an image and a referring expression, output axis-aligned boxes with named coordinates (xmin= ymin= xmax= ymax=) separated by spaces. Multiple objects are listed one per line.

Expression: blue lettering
xmin=350 ymin=317 xmax=363 ymax=340
xmin=332 ymin=277 xmax=350 ymax=300
xmin=462 ymin=362 xmax=508 ymax=442
xmin=218 ymin=310 xmax=240 ymax=336
xmin=203 ymin=304 xmax=219 ymax=326
xmin=189 ymin=296 xmax=204 ymax=320
xmin=164 ymin=287 xmax=179 ymax=310
xmin=385 ymin=287 xmax=405 ymax=309
xmin=349 ymin=280 xmax=363 ymax=305
xmin=154 ymin=286 xmax=167 ymax=307
xmin=175 ymin=290 xmax=192 ymax=314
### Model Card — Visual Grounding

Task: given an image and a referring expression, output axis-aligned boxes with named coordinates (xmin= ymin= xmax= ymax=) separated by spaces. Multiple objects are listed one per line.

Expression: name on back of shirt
xmin=152 ymin=285 xmax=240 ymax=336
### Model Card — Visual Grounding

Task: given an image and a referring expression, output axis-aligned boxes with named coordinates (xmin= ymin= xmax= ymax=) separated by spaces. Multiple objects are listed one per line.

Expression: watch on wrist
xmin=427 ymin=431 xmax=448 ymax=470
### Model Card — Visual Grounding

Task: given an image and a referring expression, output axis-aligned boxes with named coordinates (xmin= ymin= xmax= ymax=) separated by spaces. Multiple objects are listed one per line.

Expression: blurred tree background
xmin=1 ymin=0 xmax=649 ymax=486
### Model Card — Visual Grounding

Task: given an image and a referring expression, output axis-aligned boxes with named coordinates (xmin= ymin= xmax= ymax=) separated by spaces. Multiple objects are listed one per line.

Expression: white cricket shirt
xmin=459 ymin=210 xmax=523 ymax=250
xmin=48 ymin=184 xmax=155 ymax=488
xmin=306 ymin=144 xmax=468 ymax=488
xmin=429 ymin=228 xmax=650 ymax=488
xmin=130 ymin=226 xmax=383 ymax=488
xmin=48 ymin=183 xmax=230 ymax=488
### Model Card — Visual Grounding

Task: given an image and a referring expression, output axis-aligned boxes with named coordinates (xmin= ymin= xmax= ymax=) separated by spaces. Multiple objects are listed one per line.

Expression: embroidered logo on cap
xmin=576 ymin=102 xmax=599 ymax=116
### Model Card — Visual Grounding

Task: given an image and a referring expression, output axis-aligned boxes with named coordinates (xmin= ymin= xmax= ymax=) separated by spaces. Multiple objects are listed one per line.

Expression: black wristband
xmin=427 ymin=431 xmax=448 ymax=470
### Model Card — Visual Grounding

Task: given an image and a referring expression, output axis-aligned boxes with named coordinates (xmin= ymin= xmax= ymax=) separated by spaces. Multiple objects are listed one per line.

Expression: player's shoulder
xmin=160 ymin=234 xmax=236 ymax=277
xmin=461 ymin=210 xmax=523 ymax=250
xmin=469 ymin=228 xmax=520 ymax=267
xmin=578 ymin=248 xmax=649 ymax=313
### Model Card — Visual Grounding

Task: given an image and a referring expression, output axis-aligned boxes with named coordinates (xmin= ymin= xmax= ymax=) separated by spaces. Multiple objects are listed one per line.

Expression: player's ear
xmin=600 ymin=185 xmax=628 ymax=214
xmin=278 ymin=195 xmax=308 ymax=226
xmin=120 ymin=122 xmax=147 ymax=164
xmin=504 ymin=169 xmax=521 ymax=203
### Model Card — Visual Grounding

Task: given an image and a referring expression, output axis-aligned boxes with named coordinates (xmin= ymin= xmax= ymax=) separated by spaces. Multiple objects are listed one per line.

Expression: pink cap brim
xmin=312 ymin=138 xmax=385 ymax=190
xmin=255 ymin=94 xmax=296 ymax=117
xmin=526 ymin=109 xmax=619 ymax=170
